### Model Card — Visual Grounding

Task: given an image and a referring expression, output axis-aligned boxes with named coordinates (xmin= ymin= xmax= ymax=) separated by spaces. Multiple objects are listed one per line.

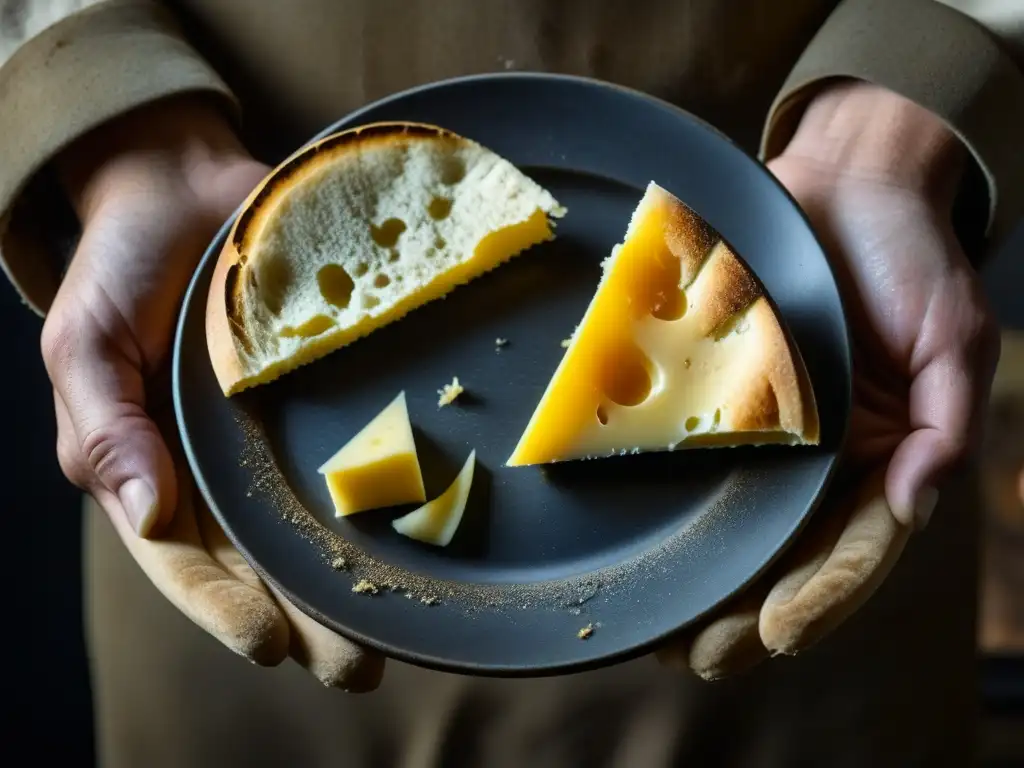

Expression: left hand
xmin=660 ymin=82 xmax=1001 ymax=678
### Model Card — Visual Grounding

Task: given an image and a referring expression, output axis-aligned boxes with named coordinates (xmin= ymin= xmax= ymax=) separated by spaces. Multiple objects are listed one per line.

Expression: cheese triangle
xmin=507 ymin=182 xmax=819 ymax=466
xmin=206 ymin=122 xmax=565 ymax=395
xmin=318 ymin=391 xmax=426 ymax=516
xmin=392 ymin=450 xmax=476 ymax=546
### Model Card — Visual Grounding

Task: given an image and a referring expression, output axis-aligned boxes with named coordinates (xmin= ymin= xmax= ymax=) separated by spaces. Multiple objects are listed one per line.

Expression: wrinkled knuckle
xmin=80 ymin=424 xmax=124 ymax=480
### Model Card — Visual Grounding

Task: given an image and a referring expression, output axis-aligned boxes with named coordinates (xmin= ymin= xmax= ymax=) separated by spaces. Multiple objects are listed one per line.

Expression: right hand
xmin=42 ymin=96 xmax=383 ymax=690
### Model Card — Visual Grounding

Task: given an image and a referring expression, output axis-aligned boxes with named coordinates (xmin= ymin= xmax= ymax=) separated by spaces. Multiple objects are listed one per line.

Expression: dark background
xmin=12 ymin=223 xmax=1023 ymax=763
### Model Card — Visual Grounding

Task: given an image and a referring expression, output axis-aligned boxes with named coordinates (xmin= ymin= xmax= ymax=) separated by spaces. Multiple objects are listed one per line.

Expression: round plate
xmin=174 ymin=73 xmax=851 ymax=676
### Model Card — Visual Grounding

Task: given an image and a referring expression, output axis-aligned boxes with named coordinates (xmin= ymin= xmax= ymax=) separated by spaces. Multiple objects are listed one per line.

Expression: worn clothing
xmin=2 ymin=1 xmax=1022 ymax=765
xmin=1 ymin=0 xmax=1023 ymax=315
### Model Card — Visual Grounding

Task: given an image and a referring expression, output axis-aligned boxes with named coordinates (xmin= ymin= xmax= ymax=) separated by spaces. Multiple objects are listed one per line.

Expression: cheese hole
xmin=602 ymin=344 xmax=653 ymax=407
xmin=597 ymin=405 xmax=609 ymax=425
xmin=317 ymin=264 xmax=354 ymax=309
xmin=651 ymin=288 xmax=687 ymax=321
xmin=371 ymin=218 xmax=407 ymax=248
xmin=439 ymin=154 xmax=466 ymax=185
xmin=255 ymin=254 xmax=293 ymax=315
xmin=373 ymin=273 xmax=391 ymax=289
xmin=685 ymin=416 xmax=700 ymax=432
xmin=428 ymin=197 xmax=453 ymax=220
xmin=280 ymin=314 xmax=335 ymax=338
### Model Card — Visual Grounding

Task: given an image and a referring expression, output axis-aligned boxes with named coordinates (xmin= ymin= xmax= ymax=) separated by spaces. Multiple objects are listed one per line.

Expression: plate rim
xmin=173 ymin=71 xmax=853 ymax=676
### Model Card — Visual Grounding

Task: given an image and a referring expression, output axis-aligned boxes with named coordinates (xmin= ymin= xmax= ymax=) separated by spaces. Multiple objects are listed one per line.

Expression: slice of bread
xmin=206 ymin=122 xmax=565 ymax=395
xmin=508 ymin=181 xmax=819 ymax=466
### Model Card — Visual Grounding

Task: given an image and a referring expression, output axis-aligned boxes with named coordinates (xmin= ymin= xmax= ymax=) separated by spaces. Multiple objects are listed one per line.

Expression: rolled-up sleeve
xmin=0 ymin=0 xmax=237 ymax=315
xmin=761 ymin=0 xmax=1024 ymax=250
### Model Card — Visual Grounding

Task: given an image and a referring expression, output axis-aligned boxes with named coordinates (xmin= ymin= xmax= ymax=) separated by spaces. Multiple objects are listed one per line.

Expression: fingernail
xmin=913 ymin=486 xmax=939 ymax=531
xmin=119 ymin=478 xmax=158 ymax=536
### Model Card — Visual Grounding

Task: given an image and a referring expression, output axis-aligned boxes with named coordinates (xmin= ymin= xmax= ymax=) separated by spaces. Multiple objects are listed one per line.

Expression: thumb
xmin=887 ymin=327 xmax=999 ymax=529
xmin=44 ymin=311 xmax=177 ymax=537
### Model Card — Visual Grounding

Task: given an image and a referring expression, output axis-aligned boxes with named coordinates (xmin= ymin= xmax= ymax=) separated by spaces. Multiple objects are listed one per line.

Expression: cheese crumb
xmin=437 ymin=376 xmax=465 ymax=407
xmin=578 ymin=623 xmax=594 ymax=640
xmin=495 ymin=337 xmax=508 ymax=349
xmin=330 ymin=556 xmax=347 ymax=571
xmin=352 ymin=580 xmax=379 ymax=595
xmin=560 ymin=338 xmax=572 ymax=349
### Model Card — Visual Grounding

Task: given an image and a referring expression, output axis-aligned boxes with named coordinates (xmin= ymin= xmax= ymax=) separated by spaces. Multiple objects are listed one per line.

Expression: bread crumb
xmin=437 ymin=376 xmax=465 ymax=407
xmin=578 ymin=623 xmax=594 ymax=640
xmin=421 ymin=596 xmax=439 ymax=606
xmin=560 ymin=338 xmax=572 ymax=349
xmin=330 ymin=557 xmax=347 ymax=571
xmin=495 ymin=337 xmax=508 ymax=349
xmin=352 ymin=580 xmax=379 ymax=595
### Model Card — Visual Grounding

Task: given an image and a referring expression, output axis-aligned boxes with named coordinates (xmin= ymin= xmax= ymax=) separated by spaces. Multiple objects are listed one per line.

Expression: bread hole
xmin=362 ymin=294 xmax=381 ymax=310
xmin=280 ymin=314 xmax=335 ymax=338
xmin=712 ymin=409 xmax=721 ymax=430
xmin=353 ymin=262 xmax=369 ymax=277
xmin=387 ymin=250 xmax=400 ymax=263
xmin=317 ymin=264 xmax=355 ymax=309
xmin=370 ymin=218 xmax=407 ymax=248
xmin=255 ymin=253 xmax=293 ymax=315
xmin=601 ymin=343 xmax=653 ymax=406
xmin=373 ymin=273 xmax=391 ymax=289
xmin=439 ymin=154 xmax=466 ymax=185
xmin=428 ymin=196 xmax=452 ymax=220
xmin=597 ymin=405 xmax=609 ymax=426
xmin=434 ymin=236 xmax=447 ymax=250
xmin=685 ymin=416 xmax=700 ymax=432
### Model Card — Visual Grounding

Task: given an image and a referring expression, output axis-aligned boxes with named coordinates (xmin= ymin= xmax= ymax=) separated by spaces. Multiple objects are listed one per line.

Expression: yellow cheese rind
xmin=392 ymin=450 xmax=477 ymax=547
xmin=507 ymin=182 xmax=819 ymax=466
xmin=318 ymin=392 xmax=426 ymax=516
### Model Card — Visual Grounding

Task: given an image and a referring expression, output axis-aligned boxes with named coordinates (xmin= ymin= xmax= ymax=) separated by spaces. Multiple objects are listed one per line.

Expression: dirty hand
xmin=661 ymin=82 xmax=1000 ymax=678
xmin=42 ymin=96 xmax=383 ymax=690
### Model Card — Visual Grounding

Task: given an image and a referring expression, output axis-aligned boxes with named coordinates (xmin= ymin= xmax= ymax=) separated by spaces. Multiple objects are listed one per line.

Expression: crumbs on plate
xmin=352 ymin=580 xmax=379 ymax=595
xmin=437 ymin=376 xmax=465 ymax=407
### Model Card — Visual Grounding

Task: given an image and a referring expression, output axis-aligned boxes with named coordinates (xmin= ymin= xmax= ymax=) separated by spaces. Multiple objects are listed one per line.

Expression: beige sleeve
xmin=0 ymin=0 xmax=236 ymax=316
xmin=761 ymin=0 xmax=1024 ymax=250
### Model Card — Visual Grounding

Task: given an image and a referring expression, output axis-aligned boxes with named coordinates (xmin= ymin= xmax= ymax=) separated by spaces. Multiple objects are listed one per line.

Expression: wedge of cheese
xmin=507 ymin=182 xmax=818 ymax=466
xmin=206 ymin=122 xmax=565 ymax=395
xmin=392 ymin=450 xmax=476 ymax=546
xmin=318 ymin=392 xmax=426 ymax=516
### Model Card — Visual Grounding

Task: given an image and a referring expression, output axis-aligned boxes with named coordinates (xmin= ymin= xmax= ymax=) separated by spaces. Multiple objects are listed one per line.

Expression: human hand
xmin=42 ymin=96 xmax=383 ymax=690
xmin=660 ymin=82 xmax=1000 ymax=678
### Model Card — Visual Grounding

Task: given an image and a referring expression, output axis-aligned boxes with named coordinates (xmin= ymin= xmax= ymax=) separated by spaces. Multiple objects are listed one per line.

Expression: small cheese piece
xmin=392 ymin=450 xmax=476 ymax=546
xmin=507 ymin=182 xmax=819 ymax=466
xmin=318 ymin=392 xmax=426 ymax=516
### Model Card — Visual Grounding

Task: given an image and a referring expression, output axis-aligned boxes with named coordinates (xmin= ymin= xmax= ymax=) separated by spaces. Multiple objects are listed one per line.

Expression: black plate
xmin=174 ymin=73 xmax=851 ymax=675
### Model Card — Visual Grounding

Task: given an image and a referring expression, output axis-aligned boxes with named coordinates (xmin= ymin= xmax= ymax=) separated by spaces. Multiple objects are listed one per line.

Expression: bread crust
xmin=205 ymin=122 xmax=472 ymax=395
xmin=650 ymin=183 xmax=820 ymax=443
